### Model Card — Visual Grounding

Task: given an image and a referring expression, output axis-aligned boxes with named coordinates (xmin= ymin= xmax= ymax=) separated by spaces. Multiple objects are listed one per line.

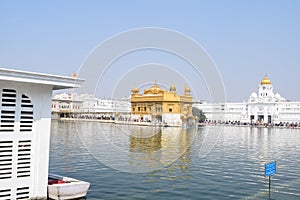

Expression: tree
xmin=192 ymin=107 xmax=207 ymax=123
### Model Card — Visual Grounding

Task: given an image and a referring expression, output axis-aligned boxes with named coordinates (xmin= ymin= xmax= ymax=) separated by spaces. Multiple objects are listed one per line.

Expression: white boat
xmin=48 ymin=173 xmax=90 ymax=200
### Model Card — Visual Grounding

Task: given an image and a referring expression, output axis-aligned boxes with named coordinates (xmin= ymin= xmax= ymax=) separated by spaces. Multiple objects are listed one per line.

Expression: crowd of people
xmin=202 ymin=120 xmax=300 ymax=128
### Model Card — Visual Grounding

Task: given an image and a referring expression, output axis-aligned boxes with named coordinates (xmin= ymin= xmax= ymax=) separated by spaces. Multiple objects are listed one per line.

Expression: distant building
xmin=52 ymin=93 xmax=83 ymax=117
xmin=130 ymin=83 xmax=194 ymax=126
xmin=52 ymin=93 xmax=131 ymax=119
xmin=195 ymin=76 xmax=300 ymax=124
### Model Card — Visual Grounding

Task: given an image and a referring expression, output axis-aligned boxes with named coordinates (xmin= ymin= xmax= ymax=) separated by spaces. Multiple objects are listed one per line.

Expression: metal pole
xmin=269 ymin=176 xmax=271 ymax=199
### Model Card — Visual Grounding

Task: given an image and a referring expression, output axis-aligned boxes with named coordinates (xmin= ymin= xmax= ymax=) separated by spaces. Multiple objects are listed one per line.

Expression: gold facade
xmin=130 ymin=83 xmax=193 ymax=121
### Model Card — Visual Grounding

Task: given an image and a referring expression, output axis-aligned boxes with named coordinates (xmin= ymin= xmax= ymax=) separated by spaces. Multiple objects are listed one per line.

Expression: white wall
xmin=162 ymin=113 xmax=181 ymax=125
xmin=0 ymin=80 xmax=52 ymax=199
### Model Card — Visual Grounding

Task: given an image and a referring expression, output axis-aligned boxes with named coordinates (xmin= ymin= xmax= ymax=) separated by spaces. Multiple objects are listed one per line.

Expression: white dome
xmin=275 ymin=93 xmax=281 ymax=99
xmin=275 ymin=93 xmax=286 ymax=101
xmin=250 ymin=92 xmax=257 ymax=98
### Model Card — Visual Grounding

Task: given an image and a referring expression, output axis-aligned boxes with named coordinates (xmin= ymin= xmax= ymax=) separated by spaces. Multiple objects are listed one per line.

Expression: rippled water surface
xmin=49 ymin=120 xmax=300 ymax=199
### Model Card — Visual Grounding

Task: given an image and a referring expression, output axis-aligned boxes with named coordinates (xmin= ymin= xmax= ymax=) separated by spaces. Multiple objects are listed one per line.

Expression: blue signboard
xmin=265 ymin=161 xmax=276 ymax=177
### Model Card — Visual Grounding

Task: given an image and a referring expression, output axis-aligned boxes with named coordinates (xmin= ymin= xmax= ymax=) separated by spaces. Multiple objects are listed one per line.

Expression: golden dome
xmin=144 ymin=83 xmax=164 ymax=94
xmin=184 ymin=86 xmax=191 ymax=93
xmin=131 ymin=88 xmax=139 ymax=93
xmin=150 ymin=83 xmax=163 ymax=93
xmin=170 ymin=84 xmax=176 ymax=92
xmin=261 ymin=76 xmax=271 ymax=85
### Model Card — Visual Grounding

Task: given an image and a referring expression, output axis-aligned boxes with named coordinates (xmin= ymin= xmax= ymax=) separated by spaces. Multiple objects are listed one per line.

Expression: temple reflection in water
xmin=128 ymin=126 xmax=197 ymax=173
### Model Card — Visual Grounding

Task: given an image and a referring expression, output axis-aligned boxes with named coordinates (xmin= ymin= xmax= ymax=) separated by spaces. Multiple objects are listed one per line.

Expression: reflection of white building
xmin=195 ymin=76 xmax=300 ymax=124
xmin=52 ymin=93 xmax=131 ymax=118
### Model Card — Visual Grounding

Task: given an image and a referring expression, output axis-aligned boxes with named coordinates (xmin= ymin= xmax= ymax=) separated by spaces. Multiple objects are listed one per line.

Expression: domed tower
xmin=131 ymin=87 xmax=139 ymax=94
xmin=184 ymin=86 xmax=191 ymax=96
xmin=169 ymin=84 xmax=176 ymax=93
xmin=258 ymin=75 xmax=274 ymax=102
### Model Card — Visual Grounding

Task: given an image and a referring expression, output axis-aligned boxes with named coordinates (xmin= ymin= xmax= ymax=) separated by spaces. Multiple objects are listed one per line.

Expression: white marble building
xmin=195 ymin=76 xmax=300 ymax=124
xmin=52 ymin=93 xmax=131 ymax=118
xmin=52 ymin=93 xmax=83 ymax=113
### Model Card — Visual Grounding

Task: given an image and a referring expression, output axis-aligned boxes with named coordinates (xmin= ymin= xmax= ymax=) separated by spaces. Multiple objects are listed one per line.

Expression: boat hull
xmin=48 ymin=174 xmax=90 ymax=200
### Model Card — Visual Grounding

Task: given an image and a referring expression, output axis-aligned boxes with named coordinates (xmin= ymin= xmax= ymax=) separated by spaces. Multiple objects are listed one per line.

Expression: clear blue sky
xmin=1 ymin=0 xmax=300 ymax=101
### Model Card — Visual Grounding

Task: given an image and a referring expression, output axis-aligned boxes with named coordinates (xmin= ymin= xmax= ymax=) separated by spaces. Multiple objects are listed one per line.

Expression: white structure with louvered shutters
xmin=0 ymin=68 xmax=83 ymax=199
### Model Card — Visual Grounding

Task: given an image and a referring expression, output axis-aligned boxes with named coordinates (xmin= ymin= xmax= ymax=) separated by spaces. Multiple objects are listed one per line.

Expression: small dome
xmin=275 ymin=93 xmax=286 ymax=101
xmin=131 ymin=88 xmax=139 ymax=93
xmin=250 ymin=92 xmax=257 ymax=98
xmin=170 ymin=84 xmax=176 ymax=92
xmin=184 ymin=86 xmax=191 ymax=94
xmin=275 ymin=93 xmax=281 ymax=99
xmin=261 ymin=76 xmax=271 ymax=85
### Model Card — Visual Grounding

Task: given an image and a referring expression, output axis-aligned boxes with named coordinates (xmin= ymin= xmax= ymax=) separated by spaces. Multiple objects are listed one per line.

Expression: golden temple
xmin=130 ymin=83 xmax=194 ymax=126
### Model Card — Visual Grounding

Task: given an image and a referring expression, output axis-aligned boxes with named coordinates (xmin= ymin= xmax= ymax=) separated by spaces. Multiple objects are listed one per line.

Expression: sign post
xmin=265 ymin=161 xmax=276 ymax=199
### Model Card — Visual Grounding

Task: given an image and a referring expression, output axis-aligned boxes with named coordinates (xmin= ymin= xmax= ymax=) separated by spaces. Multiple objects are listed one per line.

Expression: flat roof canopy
xmin=0 ymin=68 xmax=84 ymax=90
